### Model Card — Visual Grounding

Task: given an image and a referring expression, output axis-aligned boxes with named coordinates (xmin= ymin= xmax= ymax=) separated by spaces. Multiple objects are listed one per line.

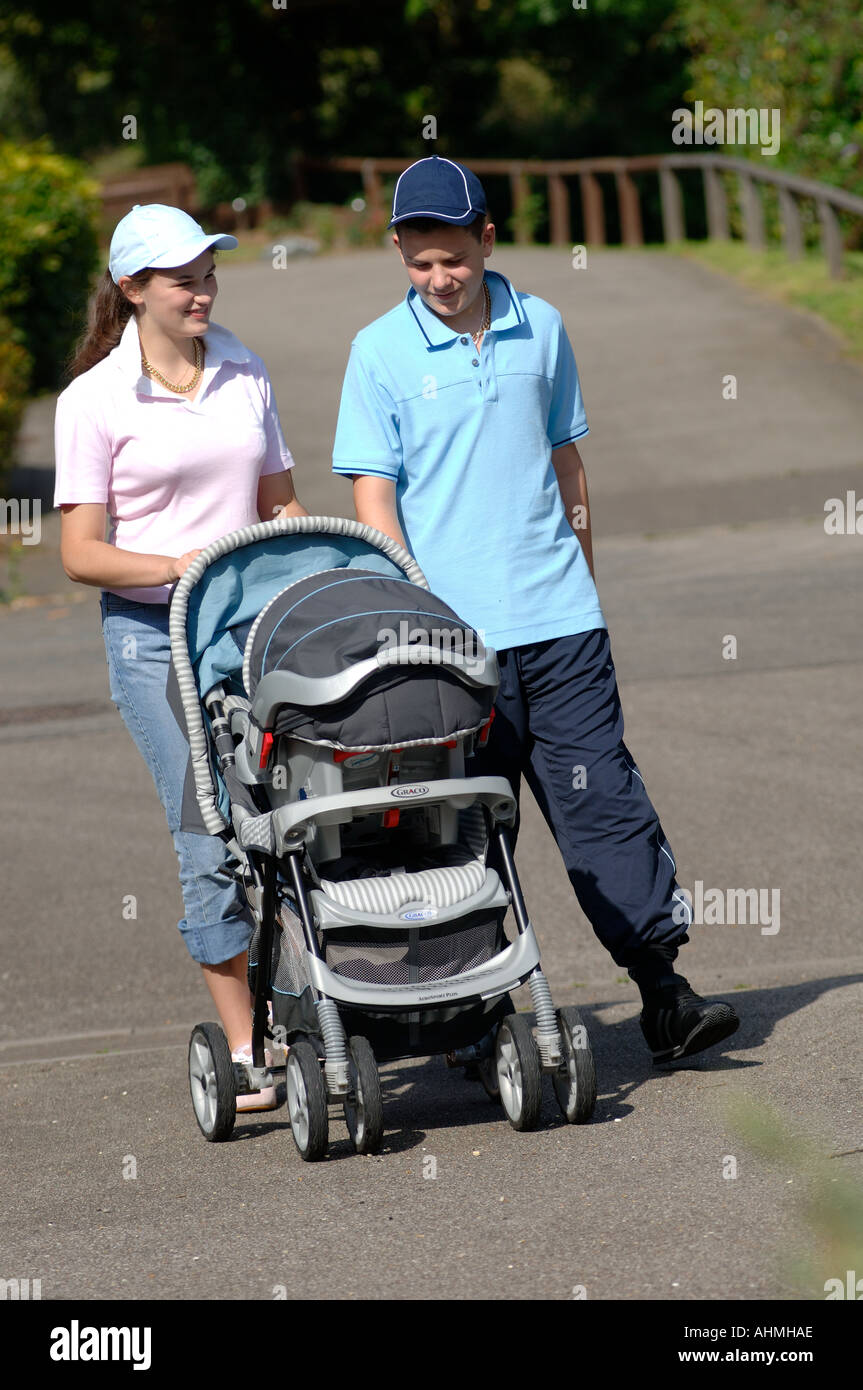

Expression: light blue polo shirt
xmin=332 ymin=269 xmax=605 ymax=650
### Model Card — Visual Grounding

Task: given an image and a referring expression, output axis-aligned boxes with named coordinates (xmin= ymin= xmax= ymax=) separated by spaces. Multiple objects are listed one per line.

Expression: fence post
xmin=777 ymin=187 xmax=803 ymax=260
xmin=361 ymin=159 xmax=383 ymax=214
xmin=817 ymin=199 xmax=844 ymax=279
xmin=703 ymin=166 xmax=729 ymax=240
xmin=659 ymin=166 xmax=685 ymax=242
xmin=738 ymin=171 xmax=766 ymax=250
xmin=579 ymin=171 xmax=605 ymax=245
xmin=510 ymin=165 xmax=531 ymax=244
xmin=616 ymin=169 xmax=643 ymax=246
xmin=547 ymin=171 xmax=571 ymax=246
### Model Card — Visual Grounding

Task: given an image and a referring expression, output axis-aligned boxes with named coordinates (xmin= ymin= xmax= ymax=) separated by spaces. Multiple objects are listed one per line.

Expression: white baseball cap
xmin=108 ymin=204 xmax=238 ymax=283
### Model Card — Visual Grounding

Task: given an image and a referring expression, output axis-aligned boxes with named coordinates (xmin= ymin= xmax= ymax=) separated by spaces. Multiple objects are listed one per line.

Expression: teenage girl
xmin=54 ymin=204 xmax=306 ymax=1109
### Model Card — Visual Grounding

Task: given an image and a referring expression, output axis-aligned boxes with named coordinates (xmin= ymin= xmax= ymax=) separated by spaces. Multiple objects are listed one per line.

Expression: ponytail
xmin=68 ymin=267 xmax=154 ymax=379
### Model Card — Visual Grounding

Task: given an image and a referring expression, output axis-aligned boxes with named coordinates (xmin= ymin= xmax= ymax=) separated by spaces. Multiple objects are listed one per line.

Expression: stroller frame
xmin=171 ymin=518 xmax=596 ymax=1158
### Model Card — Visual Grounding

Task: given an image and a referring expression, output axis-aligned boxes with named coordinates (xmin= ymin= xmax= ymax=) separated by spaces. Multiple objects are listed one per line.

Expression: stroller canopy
xmin=244 ymin=568 xmax=494 ymax=748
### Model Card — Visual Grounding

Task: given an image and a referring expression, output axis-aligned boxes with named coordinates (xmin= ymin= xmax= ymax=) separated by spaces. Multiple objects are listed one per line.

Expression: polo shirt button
xmin=471 ymin=358 xmax=479 ymax=367
xmin=460 ymin=336 xmax=469 ymax=345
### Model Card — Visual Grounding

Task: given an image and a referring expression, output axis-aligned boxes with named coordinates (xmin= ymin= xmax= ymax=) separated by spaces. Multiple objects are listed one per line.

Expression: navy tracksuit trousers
xmin=468 ymin=628 xmax=689 ymax=970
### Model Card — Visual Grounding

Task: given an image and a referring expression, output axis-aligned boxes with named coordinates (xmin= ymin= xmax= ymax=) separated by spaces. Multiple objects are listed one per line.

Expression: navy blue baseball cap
xmin=389 ymin=156 xmax=487 ymax=228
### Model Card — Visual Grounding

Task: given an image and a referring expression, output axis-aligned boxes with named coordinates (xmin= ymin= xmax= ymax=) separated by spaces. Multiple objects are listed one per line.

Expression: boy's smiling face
xmin=395 ymin=220 xmax=495 ymax=332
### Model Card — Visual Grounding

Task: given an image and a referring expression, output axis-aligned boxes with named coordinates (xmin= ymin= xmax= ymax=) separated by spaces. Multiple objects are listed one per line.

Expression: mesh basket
xmin=248 ymin=898 xmax=313 ymax=999
xmin=323 ymin=909 xmax=504 ymax=987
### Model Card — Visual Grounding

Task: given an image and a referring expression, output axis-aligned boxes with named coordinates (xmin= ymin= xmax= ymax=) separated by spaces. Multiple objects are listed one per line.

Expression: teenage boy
xmin=332 ymin=156 xmax=739 ymax=1063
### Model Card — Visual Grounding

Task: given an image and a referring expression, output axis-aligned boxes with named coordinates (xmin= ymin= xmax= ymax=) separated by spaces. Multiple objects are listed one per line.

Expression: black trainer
xmin=640 ymin=983 xmax=739 ymax=1064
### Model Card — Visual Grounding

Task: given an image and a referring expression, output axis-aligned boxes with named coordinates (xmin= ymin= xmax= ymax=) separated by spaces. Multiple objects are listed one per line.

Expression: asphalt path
xmin=1 ymin=247 xmax=861 ymax=1304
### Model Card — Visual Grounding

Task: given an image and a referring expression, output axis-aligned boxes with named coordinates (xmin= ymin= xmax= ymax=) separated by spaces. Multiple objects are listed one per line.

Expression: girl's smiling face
xmin=120 ymin=250 xmax=217 ymax=340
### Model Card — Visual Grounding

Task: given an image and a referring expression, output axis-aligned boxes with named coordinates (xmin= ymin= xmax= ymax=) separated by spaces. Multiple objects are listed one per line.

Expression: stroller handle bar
xmin=169 ymin=516 xmax=430 ymax=838
xmin=172 ymin=515 xmax=427 ymax=608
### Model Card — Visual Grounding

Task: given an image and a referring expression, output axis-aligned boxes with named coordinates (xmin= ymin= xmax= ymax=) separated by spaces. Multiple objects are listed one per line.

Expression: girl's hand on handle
xmin=172 ymin=549 xmax=203 ymax=580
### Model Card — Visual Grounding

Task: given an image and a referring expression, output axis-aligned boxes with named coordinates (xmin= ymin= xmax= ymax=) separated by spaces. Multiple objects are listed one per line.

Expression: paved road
xmin=1 ymin=247 xmax=861 ymax=1303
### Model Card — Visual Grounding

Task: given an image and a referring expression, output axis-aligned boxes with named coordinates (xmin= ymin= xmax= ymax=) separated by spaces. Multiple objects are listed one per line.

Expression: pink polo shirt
xmin=54 ymin=318 xmax=294 ymax=602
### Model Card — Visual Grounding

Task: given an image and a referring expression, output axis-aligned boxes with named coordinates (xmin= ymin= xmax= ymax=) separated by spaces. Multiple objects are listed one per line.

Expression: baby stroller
xmin=169 ymin=517 xmax=596 ymax=1161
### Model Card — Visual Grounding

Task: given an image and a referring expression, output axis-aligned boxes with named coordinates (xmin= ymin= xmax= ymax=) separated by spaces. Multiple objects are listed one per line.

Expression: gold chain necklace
xmin=141 ymin=335 xmax=203 ymax=394
xmin=470 ymin=280 xmax=491 ymax=346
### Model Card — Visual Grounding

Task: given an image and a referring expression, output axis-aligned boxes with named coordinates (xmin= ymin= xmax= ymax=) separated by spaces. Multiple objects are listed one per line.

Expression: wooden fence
xmin=300 ymin=154 xmax=863 ymax=279
xmin=100 ymin=163 xmax=199 ymax=225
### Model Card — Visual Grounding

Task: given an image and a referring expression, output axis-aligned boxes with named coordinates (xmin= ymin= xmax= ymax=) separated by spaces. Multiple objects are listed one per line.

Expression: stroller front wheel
xmin=344 ymin=1036 xmax=384 ymax=1155
xmin=552 ymin=1005 xmax=597 ymax=1124
xmin=286 ymin=1040 xmax=329 ymax=1161
xmin=495 ymin=1014 xmax=542 ymax=1131
xmin=189 ymin=1023 xmax=237 ymax=1142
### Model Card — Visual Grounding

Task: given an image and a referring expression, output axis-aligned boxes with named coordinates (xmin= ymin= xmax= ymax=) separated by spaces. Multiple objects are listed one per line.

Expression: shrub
xmin=0 ymin=140 xmax=100 ymax=392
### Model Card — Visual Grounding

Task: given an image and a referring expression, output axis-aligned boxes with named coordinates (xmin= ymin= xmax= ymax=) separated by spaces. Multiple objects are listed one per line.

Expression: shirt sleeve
xmin=547 ymin=312 xmax=589 ymax=450
xmin=332 ymin=343 xmax=402 ymax=480
xmin=254 ymin=361 xmax=295 ymax=477
xmin=53 ymin=382 xmax=113 ymax=508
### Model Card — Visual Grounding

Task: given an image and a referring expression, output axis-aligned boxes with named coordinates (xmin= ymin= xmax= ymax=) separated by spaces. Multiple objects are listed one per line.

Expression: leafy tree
xmin=0 ymin=0 xmax=689 ymax=200
xmin=669 ymin=0 xmax=863 ymax=197
xmin=0 ymin=1 xmax=328 ymax=201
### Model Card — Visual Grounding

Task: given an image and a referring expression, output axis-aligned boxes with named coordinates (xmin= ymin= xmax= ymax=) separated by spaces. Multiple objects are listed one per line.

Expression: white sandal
xmin=231 ymin=1043 xmax=277 ymax=1112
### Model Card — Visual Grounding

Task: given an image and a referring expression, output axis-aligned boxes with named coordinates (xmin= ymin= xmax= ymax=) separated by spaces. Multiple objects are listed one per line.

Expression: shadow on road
xmin=225 ymin=972 xmax=860 ymax=1156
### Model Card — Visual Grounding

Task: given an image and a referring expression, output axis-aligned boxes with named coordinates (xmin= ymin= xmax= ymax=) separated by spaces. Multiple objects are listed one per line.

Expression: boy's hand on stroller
xmin=171 ymin=549 xmax=203 ymax=580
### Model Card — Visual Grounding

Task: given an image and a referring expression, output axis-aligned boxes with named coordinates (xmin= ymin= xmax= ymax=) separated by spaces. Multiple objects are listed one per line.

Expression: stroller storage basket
xmin=249 ymin=901 xmax=507 ymax=1037
xmin=324 ymin=908 xmax=506 ymax=988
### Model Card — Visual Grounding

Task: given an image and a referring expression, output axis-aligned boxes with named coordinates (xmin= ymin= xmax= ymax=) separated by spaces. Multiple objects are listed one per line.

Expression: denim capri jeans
xmin=100 ymin=591 xmax=253 ymax=965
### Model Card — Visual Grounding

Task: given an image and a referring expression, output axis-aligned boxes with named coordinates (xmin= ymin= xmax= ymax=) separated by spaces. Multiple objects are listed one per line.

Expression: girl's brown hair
xmin=68 ymin=267 xmax=154 ymax=379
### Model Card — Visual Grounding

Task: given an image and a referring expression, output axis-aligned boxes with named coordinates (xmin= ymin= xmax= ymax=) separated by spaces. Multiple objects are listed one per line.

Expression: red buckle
xmin=382 ymin=809 xmax=400 ymax=828
xmin=259 ymin=731 xmax=274 ymax=769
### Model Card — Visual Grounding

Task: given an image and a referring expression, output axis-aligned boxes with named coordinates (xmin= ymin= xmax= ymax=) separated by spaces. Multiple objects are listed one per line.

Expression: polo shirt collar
xmin=405 ymin=269 xmax=524 ymax=348
xmin=111 ymin=317 xmax=252 ymax=395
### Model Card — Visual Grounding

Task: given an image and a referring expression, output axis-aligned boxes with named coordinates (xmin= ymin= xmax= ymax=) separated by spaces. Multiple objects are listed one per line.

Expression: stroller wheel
xmin=552 ymin=1006 xmax=597 ymax=1124
xmin=495 ymin=1015 xmax=542 ymax=1131
xmin=189 ymin=1023 xmax=237 ymax=1142
xmin=286 ymin=1040 xmax=329 ymax=1162
xmin=344 ymin=1036 xmax=384 ymax=1155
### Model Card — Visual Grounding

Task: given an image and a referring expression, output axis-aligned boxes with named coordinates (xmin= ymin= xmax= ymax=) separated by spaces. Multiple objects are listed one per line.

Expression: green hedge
xmin=0 ymin=140 xmax=100 ymax=394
